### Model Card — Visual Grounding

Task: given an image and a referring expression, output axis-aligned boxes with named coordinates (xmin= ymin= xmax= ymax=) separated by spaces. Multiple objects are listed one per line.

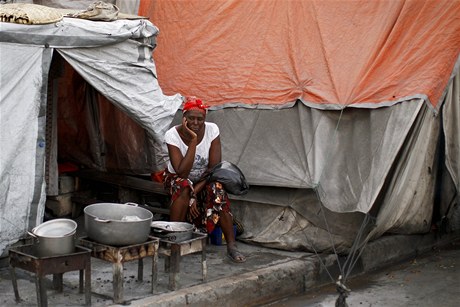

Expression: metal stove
xmin=157 ymin=231 xmax=208 ymax=290
xmin=9 ymin=243 xmax=91 ymax=307
xmin=78 ymin=236 xmax=159 ymax=304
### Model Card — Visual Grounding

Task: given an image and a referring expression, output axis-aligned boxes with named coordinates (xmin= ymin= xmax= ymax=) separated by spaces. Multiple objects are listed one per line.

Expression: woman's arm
xmin=193 ymin=135 xmax=222 ymax=194
xmin=167 ymin=118 xmax=198 ymax=178
xmin=208 ymin=135 xmax=222 ymax=169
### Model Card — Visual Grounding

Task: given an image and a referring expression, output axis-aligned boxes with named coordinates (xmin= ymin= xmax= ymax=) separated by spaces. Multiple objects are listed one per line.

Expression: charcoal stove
xmin=157 ymin=231 xmax=208 ymax=290
xmin=78 ymin=236 xmax=159 ymax=304
xmin=9 ymin=243 xmax=91 ymax=307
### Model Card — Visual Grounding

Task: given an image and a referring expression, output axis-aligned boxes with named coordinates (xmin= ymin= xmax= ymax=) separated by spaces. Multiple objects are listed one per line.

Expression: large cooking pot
xmin=84 ymin=202 xmax=153 ymax=246
xmin=29 ymin=218 xmax=77 ymax=257
xmin=151 ymin=221 xmax=195 ymax=242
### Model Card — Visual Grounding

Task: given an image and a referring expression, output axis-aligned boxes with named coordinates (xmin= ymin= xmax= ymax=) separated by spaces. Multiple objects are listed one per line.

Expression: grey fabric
xmin=57 ymin=38 xmax=180 ymax=143
xmin=0 ymin=44 xmax=48 ymax=256
xmin=441 ymin=71 xmax=460 ymax=231
xmin=207 ymin=99 xmax=424 ymax=214
xmin=211 ymin=74 xmax=459 ymax=252
xmin=0 ymin=17 xmax=182 ymax=256
xmin=443 ymin=73 xmax=460 ymax=194
xmin=0 ymin=16 xmax=156 ymax=47
xmin=228 ymin=76 xmax=460 ymax=252
xmin=227 ymin=102 xmax=440 ymax=251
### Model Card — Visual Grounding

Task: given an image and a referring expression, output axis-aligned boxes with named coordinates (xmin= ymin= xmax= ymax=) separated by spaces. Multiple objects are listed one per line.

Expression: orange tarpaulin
xmin=140 ymin=0 xmax=460 ymax=111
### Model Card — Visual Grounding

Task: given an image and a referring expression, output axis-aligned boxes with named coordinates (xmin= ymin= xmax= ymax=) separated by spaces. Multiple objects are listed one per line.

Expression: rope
xmin=292 ymin=106 xmax=377 ymax=302
xmin=343 ymin=214 xmax=374 ymax=281
xmin=287 ymin=208 xmax=335 ymax=283
xmin=313 ymin=188 xmax=344 ymax=275
xmin=309 ymin=108 xmax=346 ymax=276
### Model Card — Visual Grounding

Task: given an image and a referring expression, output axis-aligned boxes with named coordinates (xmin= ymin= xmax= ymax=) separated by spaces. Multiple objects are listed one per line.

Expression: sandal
xmin=227 ymin=247 xmax=246 ymax=263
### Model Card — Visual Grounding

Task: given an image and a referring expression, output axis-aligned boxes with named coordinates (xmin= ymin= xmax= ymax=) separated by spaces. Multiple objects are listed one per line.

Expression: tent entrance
xmin=44 ymin=53 xmax=169 ymax=219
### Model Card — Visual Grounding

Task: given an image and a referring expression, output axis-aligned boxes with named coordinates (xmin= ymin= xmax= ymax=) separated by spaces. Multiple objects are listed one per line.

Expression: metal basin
xmin=84 ymin=202 xmax=153 ymax=246
xmin=30 ymin=218 xmax=77 ymax=257
xmin=151 ymin=221 xmax=195 ymax=242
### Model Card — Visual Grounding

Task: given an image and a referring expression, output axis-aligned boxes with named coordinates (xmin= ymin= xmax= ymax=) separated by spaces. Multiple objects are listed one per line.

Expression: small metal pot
xmin=29 ymin=219 xmax=77 ymax=257
xmin=84 ymin=202 xmax=153 ymax=246
xmin=151 ymin=221 xmax=195 ymax=242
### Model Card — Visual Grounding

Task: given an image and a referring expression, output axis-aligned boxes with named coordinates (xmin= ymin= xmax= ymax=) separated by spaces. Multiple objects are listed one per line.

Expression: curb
xmin=126 ymin=257 xmax=319 ymax=307
xmin=117 ymin=230 xmax=460 ymax=307
xmin=359 ymin=231 xmax=460 ymax=272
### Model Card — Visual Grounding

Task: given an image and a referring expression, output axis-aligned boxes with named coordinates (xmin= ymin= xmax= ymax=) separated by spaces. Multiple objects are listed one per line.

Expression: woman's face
xmin=184 ymin=110 xmax=206 ymax=133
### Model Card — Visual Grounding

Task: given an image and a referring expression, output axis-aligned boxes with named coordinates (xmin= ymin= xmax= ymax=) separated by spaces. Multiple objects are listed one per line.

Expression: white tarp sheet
xmin=0 ymin=44 xmax=49 ymax=255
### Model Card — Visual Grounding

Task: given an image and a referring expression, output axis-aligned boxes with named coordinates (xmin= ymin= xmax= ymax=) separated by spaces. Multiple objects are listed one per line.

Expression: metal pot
xmin=84 ymin=202 xmax=153 ymax=246
xmin=151 ymin=221 xmax=195 ymax=242
xmin=29 ymin=218 xmax=77 ymax=257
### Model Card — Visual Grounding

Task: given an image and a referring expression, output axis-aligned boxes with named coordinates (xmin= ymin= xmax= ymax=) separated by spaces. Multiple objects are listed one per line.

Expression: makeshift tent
xmin=1 ymin=0 xmax=460 ymax=259
xmin=0 ymin=2 xmax=182 ymax=257
xmin=136 ymin=0 xmax=460 ymax=252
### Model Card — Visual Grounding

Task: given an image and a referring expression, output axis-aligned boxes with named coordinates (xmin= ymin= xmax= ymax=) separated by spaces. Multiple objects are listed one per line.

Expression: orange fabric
xmin=137 ymin=0 xmax=155 ymax=19
xmin=142 ymin=0 xmax=460 ymax=109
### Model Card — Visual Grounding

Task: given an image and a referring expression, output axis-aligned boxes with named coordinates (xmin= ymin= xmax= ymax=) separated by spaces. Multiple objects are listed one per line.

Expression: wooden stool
xmin=157 ymin=232 xmax=207 ymax=290
xmin=9 ymin=244 xmax=91 ymax=307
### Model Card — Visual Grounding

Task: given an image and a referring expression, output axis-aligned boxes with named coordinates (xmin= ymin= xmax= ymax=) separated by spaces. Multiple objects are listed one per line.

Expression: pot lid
xmin=32 ymin=218 xmax=77 ymax=237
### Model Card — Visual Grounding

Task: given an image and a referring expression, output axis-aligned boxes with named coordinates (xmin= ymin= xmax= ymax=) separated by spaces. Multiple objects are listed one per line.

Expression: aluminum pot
xmin=151 ymin=221 xmax=195 ymax=242
xmin=84 ymin=202 xmax=153 ymax=246
xmin=29 ymin=218 xmax=77 ymax=257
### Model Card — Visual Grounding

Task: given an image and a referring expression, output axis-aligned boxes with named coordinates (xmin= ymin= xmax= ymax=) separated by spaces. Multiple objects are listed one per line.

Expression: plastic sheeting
xmin=206 ymin=74 xmax=459 ymax=251
xmin=0 ymin=16 xmax=182 ymax=256
xmin=138 ymin=0 xmax=460 ymax=251
xmin=146 ymin=0 xmax=460 ymax=111
xmin=0 ymin=44 xmax=49 ymax=256
xmin=2 ymin=0 xmax=460 ymax=255
xmin=226 ymin=95 xmax=449 ymax=251
xmin=206 ymin=99 xmax=424 ymax=214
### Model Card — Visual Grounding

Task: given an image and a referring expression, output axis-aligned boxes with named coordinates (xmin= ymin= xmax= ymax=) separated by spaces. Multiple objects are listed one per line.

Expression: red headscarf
xmin=183 ymin=96 xmax=209 ymax=114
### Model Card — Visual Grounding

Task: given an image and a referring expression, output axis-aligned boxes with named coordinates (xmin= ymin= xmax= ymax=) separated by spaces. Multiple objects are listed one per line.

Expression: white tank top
xmin=164 ymin=122 xmax=220 ymax=183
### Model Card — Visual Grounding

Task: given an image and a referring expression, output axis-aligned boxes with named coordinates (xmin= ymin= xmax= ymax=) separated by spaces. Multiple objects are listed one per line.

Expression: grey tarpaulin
xmin=204 ymin=71 xmax=460 ymax=251
xmin=0 ymin=16 xmax=182 ymax=256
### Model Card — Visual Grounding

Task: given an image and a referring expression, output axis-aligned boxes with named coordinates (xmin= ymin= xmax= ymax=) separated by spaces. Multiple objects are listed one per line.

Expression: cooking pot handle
xmin=123 ymin=202 xmax=138 ymax=207
xmin=94 ymin=218 xmax=111 ymax=223
xmin=27 ymin=231 xmax=39 ymax=243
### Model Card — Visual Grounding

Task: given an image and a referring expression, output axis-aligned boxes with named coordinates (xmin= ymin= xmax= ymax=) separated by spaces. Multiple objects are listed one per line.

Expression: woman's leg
xmin=169 ymin=187 xmax=191 ymax=222
xmin=220 ymin=211 xmax=246 ymax=263
xmin=220 ymin=211 xmax=236 ymax=245
xmin=203 ymin=181 xmax=245 ymax=262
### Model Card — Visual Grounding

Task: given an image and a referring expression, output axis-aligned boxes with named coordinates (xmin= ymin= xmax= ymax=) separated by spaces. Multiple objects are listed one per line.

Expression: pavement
xmin=0 ymin=217 xmax=459 ymax=307
xmin=267 ymin=237 xmax=460 ymax=307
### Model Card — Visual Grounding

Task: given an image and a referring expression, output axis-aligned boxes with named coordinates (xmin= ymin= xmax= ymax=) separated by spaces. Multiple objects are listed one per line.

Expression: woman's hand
xmin=182 ymin=117 xmax=197 ymax=140
xmin=189 ymin=197 xmax=200 ymax=219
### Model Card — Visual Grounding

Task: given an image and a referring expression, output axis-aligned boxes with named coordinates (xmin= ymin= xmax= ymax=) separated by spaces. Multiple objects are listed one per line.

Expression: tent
xmin=1 ymin=0 xmax=460 ymax=258
xmin=0 ymin=1 xmax=182 ymax=257
xmin=136 ymin=0 xmax=460 ymax=252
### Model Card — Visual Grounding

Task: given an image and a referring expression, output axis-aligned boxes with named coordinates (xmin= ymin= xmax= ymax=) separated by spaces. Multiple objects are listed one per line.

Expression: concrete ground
xmin=0 ymin=240 xmax=309 ymax=307
xmin=0 ymin=215 xmax=311 ymax=307
xmin=266 ymin=238 xmax=460 ymax=307
xmin=0 ymin=218 xmax=458 ymax=307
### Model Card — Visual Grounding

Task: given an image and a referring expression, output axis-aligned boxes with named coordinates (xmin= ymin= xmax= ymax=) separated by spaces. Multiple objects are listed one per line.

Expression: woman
xmin=163 ymin=97 xmax=246 ymax=263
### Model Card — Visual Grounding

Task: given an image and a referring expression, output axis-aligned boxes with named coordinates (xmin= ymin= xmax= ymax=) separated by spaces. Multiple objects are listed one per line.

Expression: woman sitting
xmin=163 ymin=97 xmax=246 ymax=263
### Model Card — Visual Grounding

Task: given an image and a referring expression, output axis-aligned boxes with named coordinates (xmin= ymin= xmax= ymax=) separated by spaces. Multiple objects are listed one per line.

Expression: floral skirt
xmin=163 ymin=170 xmax=232 ymax=234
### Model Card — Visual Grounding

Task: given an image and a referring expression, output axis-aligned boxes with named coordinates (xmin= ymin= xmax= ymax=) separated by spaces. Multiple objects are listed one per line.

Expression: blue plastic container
xmin=210 ymin=225 xmax=237 ymax=245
